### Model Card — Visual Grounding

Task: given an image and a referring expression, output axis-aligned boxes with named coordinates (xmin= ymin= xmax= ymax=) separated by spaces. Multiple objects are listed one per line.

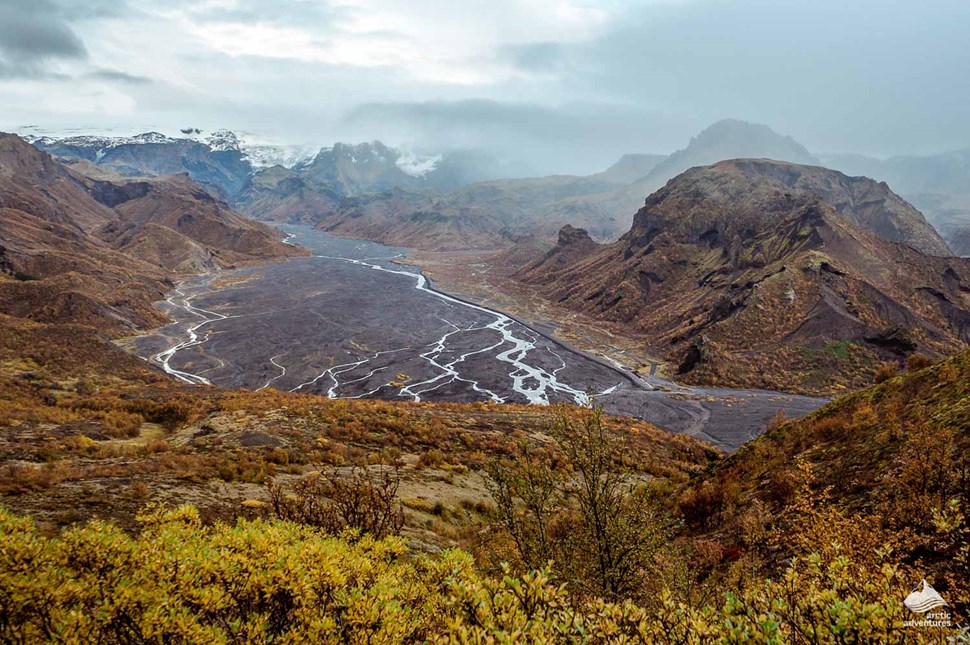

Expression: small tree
xmin=486 ymin=406 xmax=670 ymax=601
xmin=485 ymin=440 xmax=564 ymax=571
xmin=267 ymin=465 xmax=404 ymax=539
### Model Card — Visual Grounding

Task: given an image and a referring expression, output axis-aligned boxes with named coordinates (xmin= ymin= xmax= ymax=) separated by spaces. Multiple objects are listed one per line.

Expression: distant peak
xmin=205 ymin=129 xmax=241 ymax=152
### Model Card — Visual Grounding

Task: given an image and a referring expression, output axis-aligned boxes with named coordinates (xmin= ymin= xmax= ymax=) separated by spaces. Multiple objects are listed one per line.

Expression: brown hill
xmin=518 ymin=159 xmax=970 ymax=394
xmin=682 ymin=349 xmax=970 ymax=598
xmin=0 ymin=134 xmax=304 ymax=332
xmin=234 ymin=165 xmax=342 ymax=224
xmin=92 ymin=173 xmax=304 ymax=271
xmin=0 ymin=135 xmax=117 ymax=231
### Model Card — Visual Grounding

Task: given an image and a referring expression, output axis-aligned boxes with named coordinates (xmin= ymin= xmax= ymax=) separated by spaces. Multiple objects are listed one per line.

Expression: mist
xmin=2 ymin=0 xmax=969 ymax=175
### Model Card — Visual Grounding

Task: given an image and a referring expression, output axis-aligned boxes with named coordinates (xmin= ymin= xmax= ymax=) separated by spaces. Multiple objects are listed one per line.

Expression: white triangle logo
xmin=904 ymin=579 xmax=949 ymax=614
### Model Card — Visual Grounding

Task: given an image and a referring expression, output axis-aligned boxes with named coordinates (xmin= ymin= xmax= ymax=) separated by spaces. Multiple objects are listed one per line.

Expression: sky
xmin=1 ymin=0 xmax=968 ymax=174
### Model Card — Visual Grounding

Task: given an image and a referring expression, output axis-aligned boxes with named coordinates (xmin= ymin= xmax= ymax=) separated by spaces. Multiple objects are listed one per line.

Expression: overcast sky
xmin=1 ymin=0 xmax=968 ymax=173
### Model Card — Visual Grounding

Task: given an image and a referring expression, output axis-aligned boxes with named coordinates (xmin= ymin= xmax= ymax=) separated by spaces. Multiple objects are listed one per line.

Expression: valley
xmin=4 ymin=3 xmax=970 ymax=639
xmin=129 ymin=225 xmax=824 ymax=450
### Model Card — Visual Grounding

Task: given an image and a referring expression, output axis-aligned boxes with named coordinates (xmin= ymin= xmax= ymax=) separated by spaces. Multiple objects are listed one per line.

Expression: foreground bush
xmin=0 ymin=506 xmax=961 ymax=643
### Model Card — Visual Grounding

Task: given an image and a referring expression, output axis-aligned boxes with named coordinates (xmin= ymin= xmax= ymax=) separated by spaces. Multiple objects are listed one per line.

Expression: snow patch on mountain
xmin=205 ymin=129 xmax=241 ymax=152
xmin=396 ymin=150 xmax=442 ymax=177
xmin=240 ymin=144 xmax=317 ymax=169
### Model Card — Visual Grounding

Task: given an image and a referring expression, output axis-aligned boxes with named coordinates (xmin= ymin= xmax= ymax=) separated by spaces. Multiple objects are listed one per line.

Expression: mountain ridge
xmin=517 ymin=159 xmax=970 ymax=394
xmin=0 ymin=133 xmax=304 ymax=332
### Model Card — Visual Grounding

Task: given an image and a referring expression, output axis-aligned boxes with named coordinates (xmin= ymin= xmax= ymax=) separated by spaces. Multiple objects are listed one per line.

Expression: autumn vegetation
xmin=0 ymin=313 xmax=968 ymax=641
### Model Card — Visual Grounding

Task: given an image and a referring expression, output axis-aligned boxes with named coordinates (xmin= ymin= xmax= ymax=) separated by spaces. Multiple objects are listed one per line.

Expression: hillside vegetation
xmin=1 ymin=499 xmax=958 ymax=644
xmin=1 ymin=309 xmax=967 ymax=640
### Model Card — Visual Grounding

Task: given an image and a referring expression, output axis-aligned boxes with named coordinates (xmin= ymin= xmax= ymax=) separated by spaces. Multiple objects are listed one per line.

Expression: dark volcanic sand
xmin=131 ymin=226 xmax=826 ymax=451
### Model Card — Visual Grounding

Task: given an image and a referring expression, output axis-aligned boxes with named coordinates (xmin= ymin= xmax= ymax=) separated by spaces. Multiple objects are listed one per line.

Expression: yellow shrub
xmin=0 ymin=505 xmax=960 ymax=643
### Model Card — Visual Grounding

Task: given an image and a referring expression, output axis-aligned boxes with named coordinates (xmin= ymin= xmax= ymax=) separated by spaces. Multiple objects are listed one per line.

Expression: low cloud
xmin=343 ymin=99 xmax=694 ymax=175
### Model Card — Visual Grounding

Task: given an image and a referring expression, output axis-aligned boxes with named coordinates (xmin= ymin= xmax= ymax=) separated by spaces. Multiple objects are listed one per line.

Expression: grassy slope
xmin=0 ymin=314 xmax=716 ymax=540
xmin=682 ymin=350 xmax=970 ymax=602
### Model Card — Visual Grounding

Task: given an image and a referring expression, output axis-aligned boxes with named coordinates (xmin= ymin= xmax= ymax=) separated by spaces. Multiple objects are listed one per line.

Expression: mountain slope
xmin=234 ymin=142 xmax=505 ymax=225
xmin=0 ymin=134 xmax=303 ymax=331
xmin=90 ymin=173 xmax=303 ymax=270
xmin=233 ymin=165 xmax=342 ymax=224
xmin=642 ymin=119 xmax=819 ymax=192
xmin=33 ymin=131 xmax=254 ymax=199
xmin=824 ymin=149 xmax=970 ymax=256
xmin=588 ymin=153 xmax=667 ymax=184
xmin=685 ymin=349 xmax=970 ymax=599
xmin=518 ymin=159 xmax=970 ymax=394
xmin=316 ymin=173 xmax=625 ymax=251
xmin=514 ymin=120 xmax=826 ymax=246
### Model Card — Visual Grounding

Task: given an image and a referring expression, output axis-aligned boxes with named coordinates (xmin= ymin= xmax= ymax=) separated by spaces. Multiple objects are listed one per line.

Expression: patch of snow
xmin=206 ymin=129 xmax=241 ymax=152
xmin=240 ymin=144 xmax=317 ymax=169
xmin=396 ymin=150 xmax=442 ymax=177
xmin=129 ymin=132 xmax=177 ymax=145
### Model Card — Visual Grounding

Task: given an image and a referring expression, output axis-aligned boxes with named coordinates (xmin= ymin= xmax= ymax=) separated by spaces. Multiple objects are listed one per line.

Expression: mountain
xmin=495 ymin=120 xmax=826 ymax=248
xmin=233 ymin=165 xmax=343 ymax=224
xmin=0 ymin=134 xmax=303 ymax=332
xmin=517 ymin=159 xmax=970 ymax=394
xmin=823 ymin=149 xmax=970 ymax=256
xmin=316 ymin=187 xmax=510 ymax=250
xmin=906 ymin=192 xmax=970 ymax=257
xmin=32 ymin=130 xmax=254 ymax=200
xmin=588 ymin=153 xmax=667 ymax=184
xmin=234 ymin=143 xmax=507 ymax=226
xmin=315 ymin=172 xmax=631 ymax=250
xmin=87 ymin=172 xmax=299 ymax=272
xmin=296 ymin=142 xmax=446 ymax=195
xmin=0 ymin=135 xmax=170 ymax=330
xmin=823 ymin=148 xmax=970 ymax=196
xmin=641 ymin=119 xmax=819 ymax=191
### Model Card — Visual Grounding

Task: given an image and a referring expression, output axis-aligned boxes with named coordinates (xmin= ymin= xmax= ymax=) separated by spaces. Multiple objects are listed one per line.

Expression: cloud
xmin=2 ymin=0 xmax=969 ymax=168
xmin=566 ymin=0 xmax=970 ymax=155
xmin=343 ymin=99 xmax=690 ymax=174
xmin=500 ymin=42 xmax=566 ymax=73
xmin=0 ymin=0 xmax=87 ymax=77
xmin=87 ymin=69 xmax=153 ymax=85
xmin=156 ymin=0 xmax=611 ymax=85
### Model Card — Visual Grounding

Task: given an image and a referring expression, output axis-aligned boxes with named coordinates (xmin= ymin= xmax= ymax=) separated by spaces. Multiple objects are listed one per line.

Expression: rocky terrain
xmin=0 ymin=133 xmax=304 ymax=333
xmin=32 ymin=130 xmax=254 ymax=200
xmin=517 ymin=159 xmax=970 ymax=394
xmin=824 ymin=149 xmax=970 ymax=256
xmin=302 ymin=120 xmax=834 ymax=253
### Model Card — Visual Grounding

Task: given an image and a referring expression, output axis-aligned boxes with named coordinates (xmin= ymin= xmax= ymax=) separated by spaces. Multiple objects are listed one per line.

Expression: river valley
xmin=129 ymin=226 xmax=825 ymax=450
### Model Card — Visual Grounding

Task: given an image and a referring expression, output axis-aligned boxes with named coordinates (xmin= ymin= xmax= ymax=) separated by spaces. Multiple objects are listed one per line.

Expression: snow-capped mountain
xmin=29 ymin=129 xmax=253 ymax=199
xmin=22 ymin=127 xmax=503 ymax=211
xmin=240 ymin=143 xmax=318 ymax=170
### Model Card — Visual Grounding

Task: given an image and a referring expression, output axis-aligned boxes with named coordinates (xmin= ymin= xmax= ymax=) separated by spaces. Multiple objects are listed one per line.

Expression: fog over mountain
xmin=2 ymin=0 xmax=969 ymax=175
